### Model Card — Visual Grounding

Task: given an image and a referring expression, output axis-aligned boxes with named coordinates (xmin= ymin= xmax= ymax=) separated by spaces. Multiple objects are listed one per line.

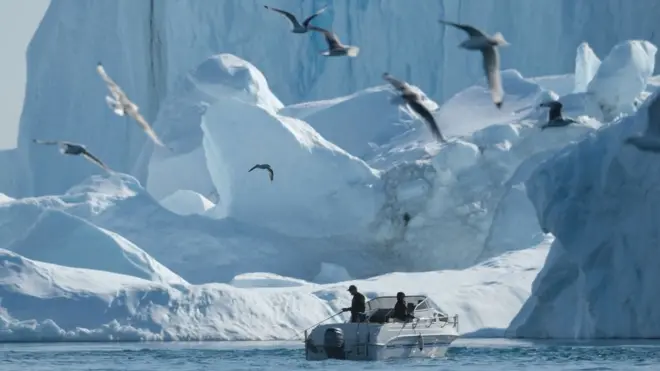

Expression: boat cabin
xmin=354 ymin=295 xmax=449 ymax=324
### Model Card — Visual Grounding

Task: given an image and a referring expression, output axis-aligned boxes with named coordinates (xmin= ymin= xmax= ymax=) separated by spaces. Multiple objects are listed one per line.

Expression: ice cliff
xmin=508 ymin=56 xmax=660 ymax=338
xmin=13 ymin=0 xmax=660 ymax=196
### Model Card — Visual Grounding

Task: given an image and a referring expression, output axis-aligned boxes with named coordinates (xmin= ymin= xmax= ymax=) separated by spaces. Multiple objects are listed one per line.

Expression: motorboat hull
xmin=306 ymin=335 xmax=456 ymax=361
xmin=305 ymin=323 xmax=458 ymax=361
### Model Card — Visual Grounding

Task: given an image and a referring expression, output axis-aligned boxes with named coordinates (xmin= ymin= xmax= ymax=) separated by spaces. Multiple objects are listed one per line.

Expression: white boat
xmin=304 ymin=295 xmax=459 ymax=361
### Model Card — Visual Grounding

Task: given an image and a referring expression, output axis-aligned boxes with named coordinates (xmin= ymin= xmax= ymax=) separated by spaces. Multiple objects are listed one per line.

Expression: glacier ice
xmin=0 ymin=240 xmax=548 ymax=341
xmin=145 ymin=54 xmax=283 ymax=201
xmin=200 ymin=80 xmax=380 ymax=238
xmin=507 ymin=88 xmax=660 ymax=339
xmin=587 ymin=40 xmax=657 ymax=121
xmin=0 ymin=198 xmax=186 ymax=285
xmin=14 ymin=0 xmax=660 ymax=196
xmin=313 ymin=262 xmax=353 ymax=284
xmin=0 ymin=173 xmax=387 ymax=284
xmin=159 ymin=190 xmax=215 ymax=217
xmin=367 ymin=69 xmax=605 ymax=271
xmin=283 ymin=85 xmax=438 ymax=166
xmin=574 ymin=42 xmax=602 ymax=93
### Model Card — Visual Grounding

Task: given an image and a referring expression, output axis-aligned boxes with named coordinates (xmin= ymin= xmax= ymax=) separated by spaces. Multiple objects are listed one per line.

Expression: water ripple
xmin=2 ymin=340 xmax=660 ymax=370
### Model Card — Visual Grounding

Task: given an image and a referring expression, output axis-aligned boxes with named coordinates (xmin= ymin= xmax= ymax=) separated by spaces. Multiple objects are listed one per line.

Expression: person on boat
xmin=392 ymin=291 xmax=414 ymax=322
xmin=342 ymin=285 xmax=366 ymax=323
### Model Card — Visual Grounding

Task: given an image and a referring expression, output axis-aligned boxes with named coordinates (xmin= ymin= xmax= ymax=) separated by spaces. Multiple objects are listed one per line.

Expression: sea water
xmin=1 ymin=339 xmax=659 ymax=370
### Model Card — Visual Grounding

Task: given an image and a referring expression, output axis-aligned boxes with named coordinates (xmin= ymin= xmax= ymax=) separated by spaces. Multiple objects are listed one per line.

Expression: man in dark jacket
xmin=392 ymin=291 xmax=414 ymax=322
xmin=342 ymin=285 xmax=366 ymax=322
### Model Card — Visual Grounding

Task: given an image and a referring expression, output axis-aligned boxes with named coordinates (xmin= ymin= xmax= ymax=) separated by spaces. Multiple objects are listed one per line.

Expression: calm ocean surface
xmin=1 ymin=338 xmax=659 ymax=370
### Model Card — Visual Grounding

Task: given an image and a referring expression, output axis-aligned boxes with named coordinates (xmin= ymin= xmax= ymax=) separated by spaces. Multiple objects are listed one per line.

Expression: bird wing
xmin=438 ymin=20 xmax=486 ymax=38
xmin=382 ymin=73 xmax=414 ymax=95
xmin=32 ymin=139 xmax=62 ymax=146
xmin=645 ymin=92 xmax=660 ymax=137
xmin=302 ymin=5 xmax=328 ymax=27
xmin=481 ymin=47 xmax=504 ymax=108
xmin=308 ymin=25 xmax=343 ymax=49
xmin=96 ymin=63 xmax=125 ymax=100
xmin=407 ymin=100 xmax=445 ymax=142
xmin=81 ymin=149 xmax=110 ymax=171
xmin=264 ymin=6 xmax=302 ymax=28
xmin=128 ymin=109 xmax=166 ymax=147
xmin=267 ymin=167 xmax=274 ymax=181
xmin=248 ymin=164 xmax=259 ymax=172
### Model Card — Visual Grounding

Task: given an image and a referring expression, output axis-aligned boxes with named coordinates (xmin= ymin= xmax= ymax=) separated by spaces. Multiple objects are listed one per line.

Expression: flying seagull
xmin=439 ymin=20 xmax=508 ymax=109
xmin=308 ymin=25 xmax=360 ymax=57
xmin=624 ymin=93 xmax=660 ymax=153
xmin=96 ymin=62 xmax=167 ymax=148
xmin=383 ymin=72 xmax=445 ymax=142
xmin=249 ymin=164 xmax=274 ymax=182
xmin=32 ymin=139 xmax=111 ymax=172
xmin=264 ymin=5 xmax=328 ymax=33
xmin=538 ymin=101 xmax=578 ymax=130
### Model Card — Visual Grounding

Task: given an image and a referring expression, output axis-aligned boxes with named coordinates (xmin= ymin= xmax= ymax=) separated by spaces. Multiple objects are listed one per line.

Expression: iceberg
xmin=0 ymin=239 xmax=548 ymax=341
xmin=366 ymin=69 xmax=603 ymax=271
xmin=0 ymin=174 xmax=383 ymax=284
xmin=197 ymin=56 xmax=380 ymax=238
xmin=587 ymin=40 xmax=657 ymax=121
xmin=0 ymin=198 xmax=186 ymax=285
xmin=143 ymin=54 xmax=284 ymax=201
xmin=13 ymin=0 xmax=660 ymax=197
xmin=573 ymin=42 xmax=601 ymax=93
xmin=507 ymin=93 xmax=660 ymax=338
xmin=144 ymin=54 xmax=606 ymax=274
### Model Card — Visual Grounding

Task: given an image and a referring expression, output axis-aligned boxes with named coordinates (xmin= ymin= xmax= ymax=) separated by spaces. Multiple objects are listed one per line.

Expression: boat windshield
xmin=365 ymin=295 xmax=435 ymax=312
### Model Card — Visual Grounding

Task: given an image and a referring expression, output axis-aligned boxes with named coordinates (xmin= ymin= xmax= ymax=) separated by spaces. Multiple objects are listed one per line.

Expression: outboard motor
xmin=323 ymin=327 xmax=345 ymax=359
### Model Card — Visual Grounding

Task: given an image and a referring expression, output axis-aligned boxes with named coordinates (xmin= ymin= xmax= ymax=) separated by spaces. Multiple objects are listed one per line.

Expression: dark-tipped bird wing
xmin=382 ymin=73 xmax=414 ymax=95
xmin=80 ymin=149 xmax=110 ymax=171
xmin=302 ymin=6 xmax=328 ymax=28
xmin=308 ymin=25 xmax=343 ymax=49
xmin=267 ymin=167 xmax=274 ymax=182
xmin=32 ymin=139 xmax=64 ymax=146
xmin=264 ymin=6 xmax=302 ymax=28
xmin=248 ymin=164 xmax=259 ymax=172
xmin=406 ymin=99 xmax=445 ymax=142
xmin=438 ymin=20 xmax=487 ymax=38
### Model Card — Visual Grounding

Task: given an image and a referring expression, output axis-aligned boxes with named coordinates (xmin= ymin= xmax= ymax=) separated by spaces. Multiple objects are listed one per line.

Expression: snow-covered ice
xmin=507 ymin=90 xmax=660 ymax=339
xmin=0 ymin=239 xmax=548 ymax=341
xmin=158 ymin=190 xmax=215 ymax=217
xmin=14 ymin=0 xmax=660 ymax=197
xmin=0 ymin=200 xmax=186 ymax=286
xmin=574 ymin=42 xmax=602 ymax=93
xmin=587 ymin=40 xmax=657 ymax=121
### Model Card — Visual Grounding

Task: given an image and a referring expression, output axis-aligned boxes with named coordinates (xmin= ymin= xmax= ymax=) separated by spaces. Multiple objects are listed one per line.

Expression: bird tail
xmin=346 ymin=46 xmax=360 ymax=57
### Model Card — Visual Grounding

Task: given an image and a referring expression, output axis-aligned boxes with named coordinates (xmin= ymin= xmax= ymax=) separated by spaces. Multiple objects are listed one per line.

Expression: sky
xmin=0 ymin=0 xmax=49 ymax=150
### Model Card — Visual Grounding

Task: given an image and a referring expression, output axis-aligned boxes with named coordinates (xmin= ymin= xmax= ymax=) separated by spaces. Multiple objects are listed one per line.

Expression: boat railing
xmin=403 ymin=312 xmax=459 ymax=330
